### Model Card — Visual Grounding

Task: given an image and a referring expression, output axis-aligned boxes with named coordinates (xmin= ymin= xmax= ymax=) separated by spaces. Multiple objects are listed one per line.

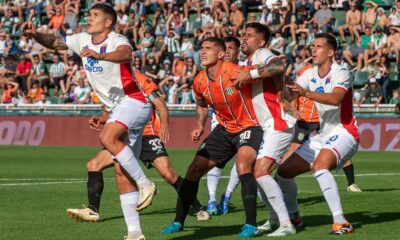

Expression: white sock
xmin=115 ymin=145 xmax=151 ymax=187
xmin=257 ymin=182 xmax=278 ymax=221
xmin=275 ymin=174 xmax=299 ymax=216
xmin=225 ymin=163 xmax=239 ymax=198
xmin=314 ymin=169 xmax=347 ymax=224
xmin=120 ymin=191 xmax=141 ymax=235
xmin=207 ymin=167 xmax=221 ymax=202
xmin=257 ymin=175 xmax=291 ymax=225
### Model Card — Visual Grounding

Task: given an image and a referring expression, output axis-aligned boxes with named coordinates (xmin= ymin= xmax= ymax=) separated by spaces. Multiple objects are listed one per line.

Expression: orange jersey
xmin=133 ymin=70 xmax=161 ymax=136
xmin=193 ymin=61 xmax=259 ymax=133
xmin=296 ymin=65 xmax=319 ymax=122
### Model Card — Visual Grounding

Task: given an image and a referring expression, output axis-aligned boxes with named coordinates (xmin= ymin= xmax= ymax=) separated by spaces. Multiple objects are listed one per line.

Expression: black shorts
xmin=53 ymin=77 xmax=64 ymax=88
xmin=293 ymin=121 xmax=320 ymax=144
xmin=196 ymin=125 xmax=263 ymax=169
xmin=139 ymin=135 xmax=168 ymax=169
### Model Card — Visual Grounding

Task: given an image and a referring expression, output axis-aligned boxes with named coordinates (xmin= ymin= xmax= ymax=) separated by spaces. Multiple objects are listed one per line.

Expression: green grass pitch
xmin=0 ymin=146 xmax=399 ymax=240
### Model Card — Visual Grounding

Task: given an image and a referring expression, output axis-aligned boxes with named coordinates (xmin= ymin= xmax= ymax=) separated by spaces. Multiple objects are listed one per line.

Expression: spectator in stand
xmin=374 ymin=8 xmax=388 ymax=31
xmin=343 ymin=26 xmax=372 ymax=71
xmin=258 ymin=5 xmax=270 ymax=26
xmin=158 ymin=59 xmax=173 ymax=84
xmin=73 ymin=77 xmax=90 ymax=104
xmin=166 ymin=6 xmax=185 ymax=35
xmin=357 ymin=1 xmax=377 ymax=41
xmin=27 ymin=79 xmax=43 ymax=102
xmin=180 ymin=33 xmax=193 ymax=57
xmin=268 ymin=31 xmax=285 ymax=55
xmin=281 ymin=6 xmax=297 ymax=45
xmin=338 ymin=1 xmax=361 ymax=44
xmin=0 ymin=31 xmax=7 ymax=56
xmin=28 ymin=53 xmax=49 ymax=94
xmin=64 ymin=0 xmax=80 ymax=31
xmin=15 ymin=55 xmax=31 ymax=94
xmin=115 ymin=9 xmax=128 ymax=34
xmin=172 ymin=52 xmax=185 ymax=79
xmin=241 ymin=0 xmax=263 ymax=21
xmin=132 ymin=56 xmax=145 ymax=73
xmin=387 ymin=26 xmax=400 ymax=64
xmin=35 ymin=93 xmax=51 ymax=105
xmin=18 ymin=35 xmax=33 ymax=56
xmin=229 ymin=2 xmax=244 ymax=36
xmin=25 ymin=0 xmax=43 ymax=22
xmin=177 ymin=83 xmax=193 ymax=104
xmin=313 ymin=0 xmax=332 ymax=32
xmin=363 ymin=27 xmax=387 ymax=70
xmin=389 ymin=88 xmax=400 ymax=104
xmin=358 ymin=78 xmax=384 ymax=108
xmin=134 ymin=28 xmax=155 ymax=67
xmin=49 ymin=54 xmax=66 ymax=97
xmin=213 ymin=3 xmax=229 ymax=38
xmin=181 ymin=55 xmax=197 ymax=85
xmin=388 ymin=7 xmax=400 ymax=26
xmin=115 ymin=0 xmax=128 ymax=13
xmin=159 ymin=75 xmax=179 ymax=104
xmin=48 ymin=7 xmax=65 ymax=34
xmin=185 ymin=0 xmax=201 ymax=21
xmin=152 ymin=8 xmax=167 ymax=36
xmin=201 ymin=7 xmax=214 ymax=31
xmin=144 ymin=54 xmax=160 ymax=82
xmin=192 ymin=28 xmax=204 ymax=68
xmin=1 ymin=81 xmax=18 ymax=103
xmin=267 ymin=5 xmax=282 ymax=33
xmin=0 ymin=8 xmax=19 ymax=34
xmin=162 ymin=30 xmax=180 ymax=60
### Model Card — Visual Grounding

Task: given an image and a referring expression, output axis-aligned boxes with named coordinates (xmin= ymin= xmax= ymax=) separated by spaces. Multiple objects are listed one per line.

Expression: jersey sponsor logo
xmin=315 ymin=86 xmax=324 ymax=93
xmin=85 ymin=57 xmax=104 ymax=73
xmin=226 ymin=86 xmax=234 ymax=95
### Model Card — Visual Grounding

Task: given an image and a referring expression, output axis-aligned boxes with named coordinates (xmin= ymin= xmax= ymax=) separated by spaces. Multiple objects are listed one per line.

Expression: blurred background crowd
xmin=0 ymin=0 xmax=399 ymax=107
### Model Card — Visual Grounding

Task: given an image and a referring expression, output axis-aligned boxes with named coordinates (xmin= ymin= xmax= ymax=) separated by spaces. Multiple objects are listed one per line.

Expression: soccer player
xmin=161 ymin=37 xmax=263 ymax=238
xmin=66 ymin=70 xmax=210 ymax=223
xmin=233 ymin=22 xmax=297 ymax=236
xmin=22 ymin=4 xmax=156 ymax=240
xmin=206 ymin=36 xmax=241 ymax=215
xmin=278 ymin=33 xmax=359 ymax=234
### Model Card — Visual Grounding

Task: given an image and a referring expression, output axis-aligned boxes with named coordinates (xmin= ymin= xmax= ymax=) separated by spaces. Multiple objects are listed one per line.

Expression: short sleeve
xmin=332 ymin=69 xmax=351 ymax=91
xmin=295 ymin=70 xmax=310 ymax=90
xmin=65 ymin=33 xmax=84 ymax=54
xmin=135 ymin=71 xmax=159 ymax=96
xmin=113 ymin=33 xmax=132 ymax=49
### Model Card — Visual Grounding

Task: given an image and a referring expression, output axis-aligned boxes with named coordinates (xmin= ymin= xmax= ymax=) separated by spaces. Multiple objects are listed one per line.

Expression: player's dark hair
xmin=224 ymin=36 xmax=240 ymax=50
xmin=90 ymin=3 xmax=117 ymax=28
xmin=315 ymin=33 xmax=337 ymax=51
xmin=203 ymin=37 xmax=226 ymax=51
xmin=245 ymin=22 xmax=272 ymax=46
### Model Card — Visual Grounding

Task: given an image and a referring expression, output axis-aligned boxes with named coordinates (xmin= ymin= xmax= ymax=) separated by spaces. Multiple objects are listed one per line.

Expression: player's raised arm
xmin=21 ymin=21 xmax=68 ymax=50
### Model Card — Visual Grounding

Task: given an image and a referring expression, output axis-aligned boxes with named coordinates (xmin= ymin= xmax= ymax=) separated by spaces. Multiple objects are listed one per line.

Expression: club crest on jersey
xmin=311 ymin=78 xmax=317 ymax=84
xmin=315 ymin=86 xmax=324 ymax=93
xmin=226 ymin=86 xmax=234 ymax=95
xmin=325 ymin=75 xmax=331 ymax=85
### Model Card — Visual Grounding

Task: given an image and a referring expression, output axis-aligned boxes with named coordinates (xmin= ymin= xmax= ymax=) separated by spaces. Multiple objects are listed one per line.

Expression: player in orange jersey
xmin=66 ymin=70 xmax=210 ymax=226
xmin=161 ymin=37 xmax=264 ymax=238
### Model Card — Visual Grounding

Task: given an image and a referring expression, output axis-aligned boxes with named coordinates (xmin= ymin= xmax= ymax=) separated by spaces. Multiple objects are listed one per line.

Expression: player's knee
xmin=86 ymin=159 xmax=100 ymax=171
xmin=162 ymin=170 xmax=178 ymax=185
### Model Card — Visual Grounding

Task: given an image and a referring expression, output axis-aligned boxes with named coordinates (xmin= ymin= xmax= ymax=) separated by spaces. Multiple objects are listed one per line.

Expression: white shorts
xmin=256 ymin=127 xmax=294 ymax=163
xmin=107 ymin=97 xmax=152 ymax=157
xmin=295 ymin=127 xmax=359 ymax=169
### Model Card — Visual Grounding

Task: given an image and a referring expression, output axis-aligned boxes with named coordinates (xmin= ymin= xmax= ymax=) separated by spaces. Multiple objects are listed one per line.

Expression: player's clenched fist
xmin=191 ymin=128 xmax=204 ymax=143
xmin=21 ymin=21 xmax=36 ymax=37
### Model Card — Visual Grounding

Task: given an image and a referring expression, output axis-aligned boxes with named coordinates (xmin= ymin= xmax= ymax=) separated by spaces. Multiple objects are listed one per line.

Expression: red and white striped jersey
xmin=242 ymin=48 xmax=296 ymax=131
xmin=66 ymin=32 xmax=146 ymax=111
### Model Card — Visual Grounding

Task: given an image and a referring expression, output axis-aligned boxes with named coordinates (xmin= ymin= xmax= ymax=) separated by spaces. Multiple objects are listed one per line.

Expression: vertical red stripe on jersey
xmin=339 ymin=88 xmax=359 ymax=141
xmin=120 ymin=63 xmax=147 ymax=103
xmin=262 ymin=80 xmax=288 ymax=131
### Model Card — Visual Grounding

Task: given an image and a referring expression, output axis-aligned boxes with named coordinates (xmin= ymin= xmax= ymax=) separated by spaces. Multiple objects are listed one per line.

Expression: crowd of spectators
xmin=0 ymin=0 xmax=399 ymax=107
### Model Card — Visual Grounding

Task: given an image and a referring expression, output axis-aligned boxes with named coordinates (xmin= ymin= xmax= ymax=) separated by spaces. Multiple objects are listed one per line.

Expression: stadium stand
xmin=0 ymin=0 xmax=399 ymax=110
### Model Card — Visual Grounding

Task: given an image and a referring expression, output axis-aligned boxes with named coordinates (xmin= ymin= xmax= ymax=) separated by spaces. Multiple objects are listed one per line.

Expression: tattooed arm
xmin=192 ymin=99 xmax=208 ymax=143
xmin=21 ymin=22 xmax=68 ymax=50
xmin=232 ymin=57 xmax=285 ymax=86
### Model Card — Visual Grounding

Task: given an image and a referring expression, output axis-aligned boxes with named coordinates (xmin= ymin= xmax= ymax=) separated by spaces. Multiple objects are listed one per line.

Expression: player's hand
xmin=21 ymin=21 xmax=36 ymax=37
xmin=287 ymin=82 xmax=307 ymax=96
xmin=292 ymin=109 xmax=301 ymax=119
xmin=159 ymin=125 xmax=170 ymax=143
xmin=191 ymin=127 xmax=204 ymax=143
xmin=88 ymin=116 xmax=101 ymax=131
xmin=232 ymin=69 xmax=252 ymax=87
xmin=80 ymin=48 xmax=101 ymax=59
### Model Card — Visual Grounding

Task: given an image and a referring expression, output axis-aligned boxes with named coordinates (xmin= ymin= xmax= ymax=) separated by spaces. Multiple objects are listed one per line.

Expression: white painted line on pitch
xmin=1 ymin=172 xmax=400 ymax=187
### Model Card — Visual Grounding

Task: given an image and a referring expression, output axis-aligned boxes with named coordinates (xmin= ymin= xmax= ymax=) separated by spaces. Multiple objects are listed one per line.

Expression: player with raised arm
xmin=279 ymin=33 xmax=359 ymax=235
xmin=233 ymin=22 xmax=297 ymax=236
xmin=206 ymin=36 xmax=241 ymax=215
xmin=161 ymin=37 xmax=263 ymax=238
xmin=22 ymin=4 xmax=156 ymax=240
xmin=66 ymin=70 xmax=210 ymax=225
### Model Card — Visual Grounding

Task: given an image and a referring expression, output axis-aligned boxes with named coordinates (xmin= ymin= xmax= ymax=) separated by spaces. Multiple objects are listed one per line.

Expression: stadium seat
xmin=353 ymin=71 xmax=369 ymax=88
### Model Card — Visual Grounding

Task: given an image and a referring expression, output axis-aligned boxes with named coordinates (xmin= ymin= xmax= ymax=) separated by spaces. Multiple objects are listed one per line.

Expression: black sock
xmin=343 ymin=164 xmax=355 ymax=186
xmin=174 ymin=178 xmax=199 ymax=225
xmin=87 ymin=171 xmax=104 ymax=213
xmin=172 ymin=176 xmax=203 ymax=212
xmin=239 ymin=173 xmax=257 ymax=226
